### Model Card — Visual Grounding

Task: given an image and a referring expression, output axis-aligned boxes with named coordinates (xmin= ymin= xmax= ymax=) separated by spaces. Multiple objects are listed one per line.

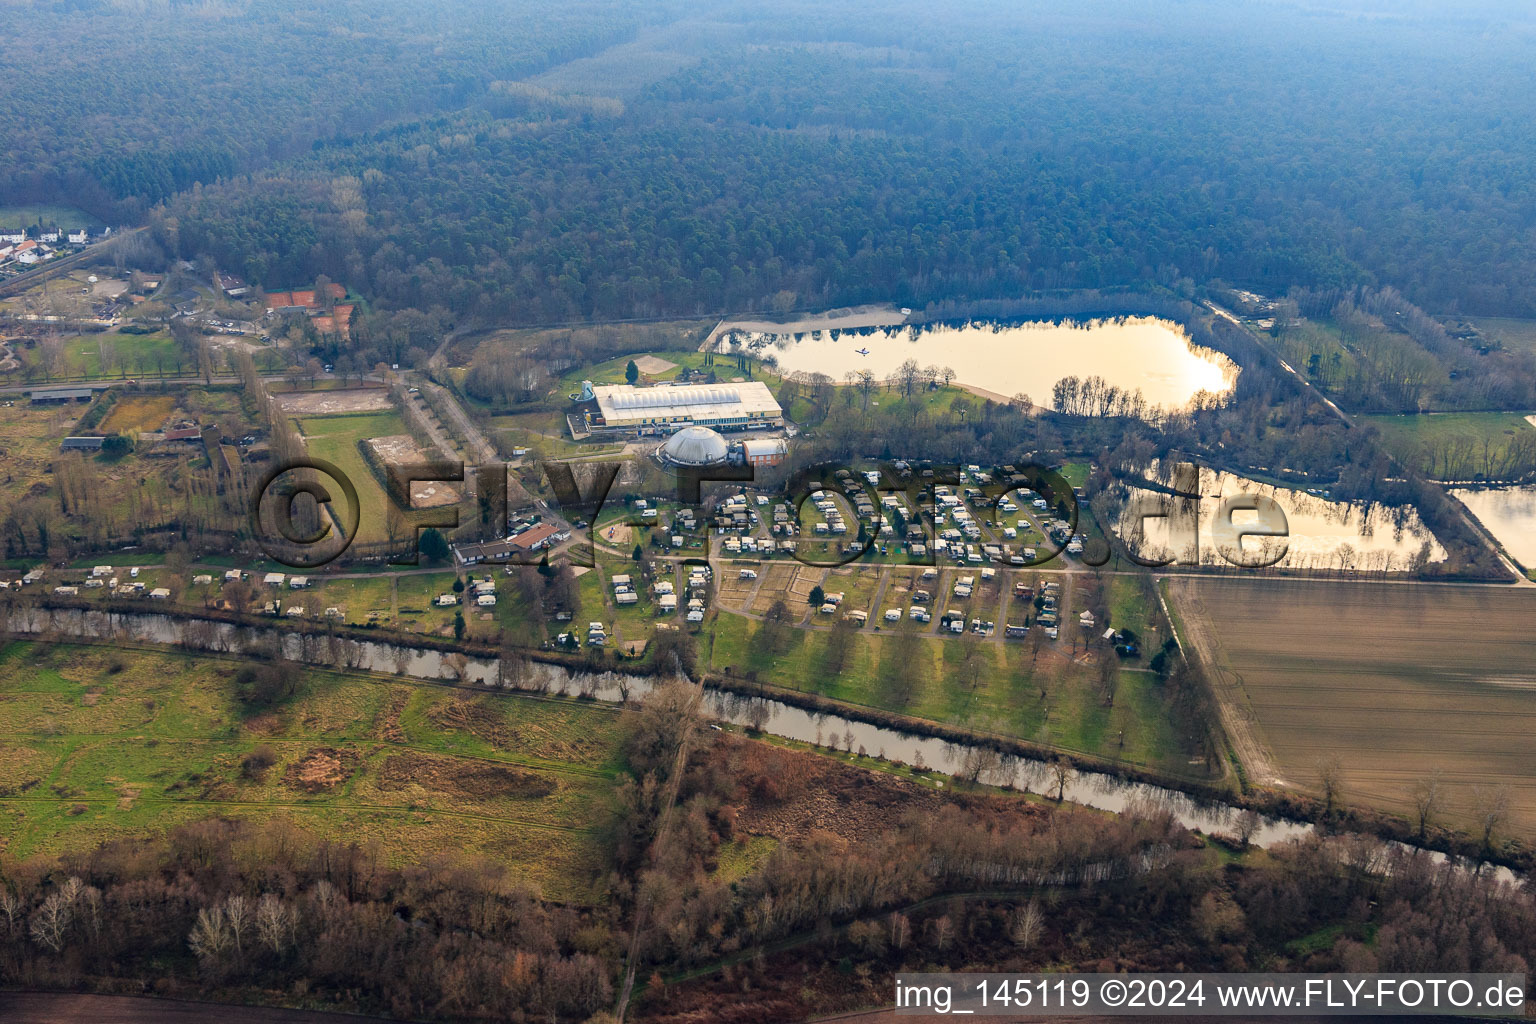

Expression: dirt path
xmin=1164 ymin=576 xmax=1284 ymax=787
xmin=1204 ymin=299 xmax=1354 ymax=429
xmin=614 ymin=678 xmax=703 ymax=1022
xmin=419 ymin=379 xmax=497 ymax=466
xmin=0 ymin=992 xmax=388 ymax=1024
xmin=403 ymin=388 xmax=464 ymax=462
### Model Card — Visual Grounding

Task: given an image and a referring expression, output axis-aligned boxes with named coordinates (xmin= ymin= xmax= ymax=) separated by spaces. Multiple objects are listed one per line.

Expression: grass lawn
xmin=1058 ymin=462 xmax=1091 ymax=488
xmin=705 ymin=606 xmax=1196 ymax=776
xmin=0 ymin=204 xmax=92 ymax=230
xmin=394 ymin=571 xmax=464 ymax=636
xmin=548 ymin=341 xmax=718 ymax=397
xmin=1105 ymin=573 xmax=1162 ymax=657
xmin=1468 ymin=316 xmax=1536 ymax=356
xmin=1361 ymin=411 xmax=1535 ymax=479
xmin=5 ymin=330 xmax=190 ymax=384
xmin=313 ymin=575 xmax=396 ymax=626
xmin=64 ymin=332 xmax=184 ymax=380
xmin=0 ymin=641 xmax=626 ymax=901
xmin=488 ymin=419 xmax=625 ymax=460
xmin=295 ymin=410 xmax=420 ymax=545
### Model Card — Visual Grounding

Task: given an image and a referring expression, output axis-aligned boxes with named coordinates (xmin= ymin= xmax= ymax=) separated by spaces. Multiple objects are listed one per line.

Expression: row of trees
xmin=1273 ymin=285 xmax=1536 ymax=413
xmin=0 ymin=817 xmax=612 ymax=1021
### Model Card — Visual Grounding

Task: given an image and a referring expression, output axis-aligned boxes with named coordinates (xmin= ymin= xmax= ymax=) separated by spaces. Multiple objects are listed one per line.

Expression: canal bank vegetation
xmin=14 ymin=598 xmax=1531 ymax=879
xmin=3 ymin=672 xmax=1535 ymax=1023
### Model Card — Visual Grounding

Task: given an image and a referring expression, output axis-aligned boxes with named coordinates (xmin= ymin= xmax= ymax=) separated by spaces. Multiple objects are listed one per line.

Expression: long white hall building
xmin=585 ymin=380 xmax=783 ymax=435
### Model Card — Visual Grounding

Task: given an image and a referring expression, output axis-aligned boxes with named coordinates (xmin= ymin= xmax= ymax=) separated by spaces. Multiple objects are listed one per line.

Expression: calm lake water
xmin=1452 ymin=485 xmax=1536 ymax=569
xmin=1119 ymin=467 xmax=1446 ymax=571
xmin=721 ymin=317 xmax=1237 ymax=411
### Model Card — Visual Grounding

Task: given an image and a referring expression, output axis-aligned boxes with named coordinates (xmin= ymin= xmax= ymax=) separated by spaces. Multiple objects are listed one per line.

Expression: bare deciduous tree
xmin=188 ymin=904 xmax=233 ymax=968
xmin=1472 ymin=785 xmax=1510 ymax=854
xmin=0 ymin=887 xmax=22 ymax=936
xmin=223 ymin=894 xmax=253 ymax=960
xmin=256 ymin=893 xmax=298 ymax=957
xmin=1410 ymin=769 xmax=1443 ymax=838
xmin=1050 ymin=758 xmax=1073 ymax=801
xmin=1009 ymin=900 xmax=1044 ymax=949
xmin=30 ymin=890 xmax=72 ymax=953
xmin=1234 ymin=809 xmax=1261 ymax=848
xmin=927 ymin=914 xmax=954 ymax=950
xmin=1316 ymin=757 xmax=1344 ymax=817
xmin=958 ymin=743 xmax=1002 ymax=785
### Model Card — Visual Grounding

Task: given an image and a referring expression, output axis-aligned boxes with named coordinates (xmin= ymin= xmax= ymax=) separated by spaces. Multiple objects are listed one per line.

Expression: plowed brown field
xmin=1170 ymin=578 xmax=1536 ymax=837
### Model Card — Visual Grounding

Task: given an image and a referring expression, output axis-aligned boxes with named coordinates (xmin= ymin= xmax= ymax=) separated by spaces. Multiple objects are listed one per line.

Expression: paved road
xmin=1204 ymin=300 xmax=1353 ymax=428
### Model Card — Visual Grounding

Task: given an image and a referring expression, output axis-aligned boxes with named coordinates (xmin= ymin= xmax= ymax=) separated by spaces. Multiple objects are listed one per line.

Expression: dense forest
xmin=124 ymin=0 xmax=1536 ymax=324
xmin=0 ymin=0 xmax=660 ymax=219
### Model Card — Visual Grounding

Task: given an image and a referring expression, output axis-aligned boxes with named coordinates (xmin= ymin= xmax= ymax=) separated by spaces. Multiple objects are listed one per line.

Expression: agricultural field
xmin=1468 ymin=316 xmax=1536 ymax=356
xmin=1363 ymin=411 xmax=1536 ymax=481
xmin=0 ymin=641 xmax=626 ymax=901
xmin=97 ymin=392 xmax=176 ymax=433
xmin=1169 ymin=577 xmax=1536 ymax=839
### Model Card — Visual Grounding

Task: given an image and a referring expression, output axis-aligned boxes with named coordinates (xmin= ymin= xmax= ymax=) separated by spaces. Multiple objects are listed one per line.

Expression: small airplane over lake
xmin=855 ymin=347 xmax=870 ymax=356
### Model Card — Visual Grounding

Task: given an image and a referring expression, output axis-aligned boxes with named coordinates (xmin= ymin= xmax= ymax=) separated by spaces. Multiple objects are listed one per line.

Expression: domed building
xmin=659 ymin=425 xmax=729 ymax=467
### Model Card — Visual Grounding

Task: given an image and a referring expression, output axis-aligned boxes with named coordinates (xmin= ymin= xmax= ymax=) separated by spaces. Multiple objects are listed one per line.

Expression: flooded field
xmin=1117 ymin=467 xmax=1445 ymax=572
xmin=721 ymin=316 xmax=1237 ymax=411
xmin=1452 ymin=485 xmax=1536 ymax=570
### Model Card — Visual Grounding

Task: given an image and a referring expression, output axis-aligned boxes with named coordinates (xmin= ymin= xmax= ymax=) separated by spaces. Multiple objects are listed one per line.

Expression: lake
xmin=1452 ymin=485 xmax=1536 ymax=569
xmin=1118 ymin=466 xmax=1446 ymax=571
xmin=719 ymin=316 xmax=1237 ymax=412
